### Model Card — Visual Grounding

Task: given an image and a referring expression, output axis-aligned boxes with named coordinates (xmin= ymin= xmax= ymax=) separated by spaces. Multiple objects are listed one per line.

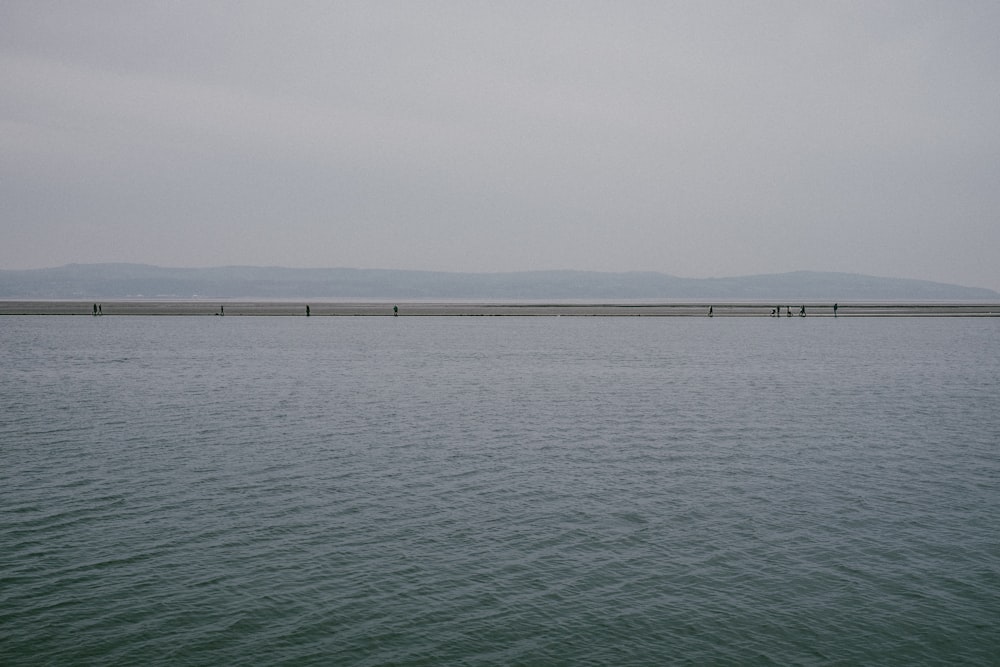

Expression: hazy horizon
xmin=5 ymin=263 xmax=998 ymax=302
xmin=2 ymin=261 xmax=998 ymax=294
xmin=3 ymin=2 xmax=999 ymax=291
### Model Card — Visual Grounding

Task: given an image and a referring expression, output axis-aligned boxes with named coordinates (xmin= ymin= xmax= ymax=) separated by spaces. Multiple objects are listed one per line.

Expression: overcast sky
xmin=2 ymin=1 xmax=998 ymax=290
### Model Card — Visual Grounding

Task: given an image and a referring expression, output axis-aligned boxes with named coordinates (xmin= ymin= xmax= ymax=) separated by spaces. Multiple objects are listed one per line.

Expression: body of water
xmin=2 ymin=315 xmax=998 ymax=665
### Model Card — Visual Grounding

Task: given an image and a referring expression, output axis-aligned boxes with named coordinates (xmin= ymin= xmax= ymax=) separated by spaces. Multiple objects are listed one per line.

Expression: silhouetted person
xmin=708 ymin=306 xmax=713 ymax=317
xmin=833 ymin=303 xmax=838 ymax=317
xmin=306 ymin=305 xmax=310 ymax=317
xmin=800 ymin=305 xmax=806 ymax=317
xmin=220 ymin=305 xmax=224 ymax=316
xmin=93 ymin=303 xmax=98 ymax=316
xmin=393 ymin=305 xmax=398 ymax=317
xmin=786 ymin=306 xmax=792 ymax=317
xmin=98 ymin=304 xmax=102 ymax=315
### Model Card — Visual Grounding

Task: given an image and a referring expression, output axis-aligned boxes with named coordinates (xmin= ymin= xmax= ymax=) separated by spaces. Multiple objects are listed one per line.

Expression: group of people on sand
xmin=768 ymin=305 xmax=808 ymax=317
xmin=766 ymin=304 xmax=839 ymax=317
xmin=706 ymin=304 xmax=842 ymax=317
xmin=705 ymin=304 xmax=844 ymax=317
xmin=92 ymin=303 xmax=102 ymax=316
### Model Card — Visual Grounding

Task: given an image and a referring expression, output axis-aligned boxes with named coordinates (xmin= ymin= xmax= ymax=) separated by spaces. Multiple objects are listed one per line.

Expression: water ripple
xmin=2 ymin=316 xmax=998 ymax=664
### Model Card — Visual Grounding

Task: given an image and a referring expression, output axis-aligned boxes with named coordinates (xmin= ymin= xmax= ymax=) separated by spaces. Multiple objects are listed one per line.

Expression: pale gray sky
xmin=2 ymin=1 xmax=998 ymax=290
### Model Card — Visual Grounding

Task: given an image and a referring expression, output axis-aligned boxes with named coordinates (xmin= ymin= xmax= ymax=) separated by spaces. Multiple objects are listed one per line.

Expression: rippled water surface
xmin=2 ymin=315 xmax=998 ymax=665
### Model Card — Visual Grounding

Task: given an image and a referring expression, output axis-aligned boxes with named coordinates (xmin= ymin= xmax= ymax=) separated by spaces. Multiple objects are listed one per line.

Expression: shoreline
xmin=1 ymin=300 xmax=998 ymax=317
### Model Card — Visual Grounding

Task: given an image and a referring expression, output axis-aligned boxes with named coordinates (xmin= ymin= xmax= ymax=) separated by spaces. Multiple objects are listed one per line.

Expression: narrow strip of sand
xmin=1 ymin=301 xmax=998 ymax=316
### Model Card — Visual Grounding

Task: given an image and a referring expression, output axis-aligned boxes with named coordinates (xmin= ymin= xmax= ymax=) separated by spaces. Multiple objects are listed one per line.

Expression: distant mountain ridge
xmin=1 ymin=264 xmax=997 ymax=300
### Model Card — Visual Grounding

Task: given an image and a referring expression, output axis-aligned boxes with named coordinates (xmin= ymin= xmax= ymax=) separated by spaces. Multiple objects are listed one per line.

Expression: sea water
xmin=2 ymin=315 xmax=998 ymax=665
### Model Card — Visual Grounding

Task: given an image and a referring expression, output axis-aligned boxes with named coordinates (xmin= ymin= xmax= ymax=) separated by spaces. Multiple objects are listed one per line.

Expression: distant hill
xmin=0 ymin=264 xmax=997 ymax=300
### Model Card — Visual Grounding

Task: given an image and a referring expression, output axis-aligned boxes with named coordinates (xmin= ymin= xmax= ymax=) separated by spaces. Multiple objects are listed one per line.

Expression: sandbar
xmin=1 ymin=301 xmax=998 ymax=316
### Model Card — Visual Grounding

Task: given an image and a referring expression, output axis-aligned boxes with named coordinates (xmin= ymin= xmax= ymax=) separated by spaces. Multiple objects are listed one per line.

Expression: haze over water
xmin=2 ymin=315 xmax=998 ymax=665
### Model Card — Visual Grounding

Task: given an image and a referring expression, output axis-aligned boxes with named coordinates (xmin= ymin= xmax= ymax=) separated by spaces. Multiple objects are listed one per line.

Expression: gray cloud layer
xmin=3 ymin=1 xmax=998 ymax=290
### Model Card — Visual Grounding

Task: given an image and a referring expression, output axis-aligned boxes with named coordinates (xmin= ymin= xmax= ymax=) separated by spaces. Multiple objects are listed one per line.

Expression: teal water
xmin=2 ymin=316 xmax=998 ymax=665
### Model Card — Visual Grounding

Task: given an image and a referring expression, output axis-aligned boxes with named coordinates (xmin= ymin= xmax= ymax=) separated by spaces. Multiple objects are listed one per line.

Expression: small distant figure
xmin=799 ymin=305 xmax=806 ymax=317
xmin=786 ymin=306 xmax=792 ymax=317
xmin=220 ymin=305 xmax=224 ymax=316
xmin=770 ymin=308 xmax=776 ymax=317
xmin=708 ymin=306 xmax=713 ymax=317
xmin=93 ymin=303 xmax=98 ymax=316
xmin=306 ymin=305 xmax=310 ymax=317
xmin=393 ymin=305 xmax=398 ymax=317
xmin=98 ymin=304 xmax=102 ymax=316
xmin=833 ymin=303 xmax=838 ymax=318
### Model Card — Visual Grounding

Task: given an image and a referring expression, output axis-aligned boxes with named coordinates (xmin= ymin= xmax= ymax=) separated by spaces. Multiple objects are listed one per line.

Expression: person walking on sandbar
xmin=834 ymin=303 xmax=838 ymax=317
